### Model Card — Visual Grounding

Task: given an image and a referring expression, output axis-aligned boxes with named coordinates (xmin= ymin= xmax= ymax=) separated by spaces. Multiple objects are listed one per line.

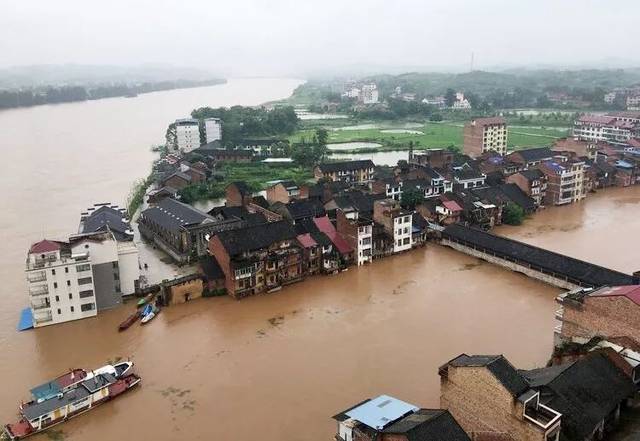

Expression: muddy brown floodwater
xmin=1 ymin=78 xmax=639 ymax=440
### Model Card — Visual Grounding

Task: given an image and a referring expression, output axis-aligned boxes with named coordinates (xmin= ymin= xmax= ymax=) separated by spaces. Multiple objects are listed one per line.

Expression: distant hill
xmin=0 ymin=64 xmax=223 ymax=89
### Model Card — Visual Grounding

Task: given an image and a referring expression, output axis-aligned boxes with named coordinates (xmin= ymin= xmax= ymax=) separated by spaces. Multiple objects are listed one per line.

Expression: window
xmin=403 ymin=238 xmax=410 ymax=245
xmin=79 ymin=290 xmax=94 ymax=299
xmin=80 ymin=303 xmax=95 ymax=312
xmin=53 ymin=282 xmax=58 ymax=289
xmin=396 ymin=240 xmax=401 ymax=247
xmin=76 ymin=264 xmax=90 ymax=272
xmin=70 ymin=306 xmax=75 ymax=313
xmin=66 ymin=280 xmax=71 ymax=286
xmin=78 ymin=277 xmax=92 ymax=285
xmin=55 ymin=295 xmax=59 ymax=302
xmin=65 ymin=267 xmax=69 ymax=274
xmin=52 ymin=269 xmax=56 ymax=275
xmin=68 ymin=293 xmax=73 ymax=300
xmin=57 ymin=308 xmax=61 ymax=315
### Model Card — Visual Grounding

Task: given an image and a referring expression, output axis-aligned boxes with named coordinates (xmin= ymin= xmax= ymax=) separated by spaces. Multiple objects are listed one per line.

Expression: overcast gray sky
xmin=1 ymin=0 xmax=639 ymax=76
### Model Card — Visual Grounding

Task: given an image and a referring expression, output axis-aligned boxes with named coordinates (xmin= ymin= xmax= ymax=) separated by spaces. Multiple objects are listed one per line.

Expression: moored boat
xmin=118 ymin=310 xmax=141 ymax=331
xmin=4 ymin=363 xmax=140 ymax=440
xmin=140 ymin=305 xmax=159 ymax=325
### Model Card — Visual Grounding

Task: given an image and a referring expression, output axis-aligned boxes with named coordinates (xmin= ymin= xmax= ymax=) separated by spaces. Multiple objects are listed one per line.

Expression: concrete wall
xmin=440 ymin=239 xmax=581 ymax=291
xmin=92 ymin=262 xmax=122 ymax=310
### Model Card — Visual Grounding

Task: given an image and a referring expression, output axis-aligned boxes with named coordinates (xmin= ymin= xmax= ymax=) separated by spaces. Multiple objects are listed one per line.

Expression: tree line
xmin=0 ymin=78 xmax=225 ymax=109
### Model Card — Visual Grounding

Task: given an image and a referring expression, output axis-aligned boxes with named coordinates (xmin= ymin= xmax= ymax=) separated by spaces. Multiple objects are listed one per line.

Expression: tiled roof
xmin=441 ymin=224 xmax=637 ymax=287
xmin=313 ymin=216 xmax=353 ymax=254
xmin=442 ymin=200 xmax=463 ymax=212
xmin=318 ymin=160 xmax=375 ymax=173
xmin=447 ymin=354 xmax=529 ymax=397
xmin=29 ymin=239 xmax=62 ymax=254
xmin=382 ymin=409 xmax=471 ymax=441
xmin=511 ymin=147 xmax=554 ymax=162
xmin=80 ymin=205 xmax=132 ymax=241
xmin=535 ymin=353 xmax=636 ymax=440
xmin=215 ymin=220 xmax=297 ymax=257
xmin=471 ymin=117 xmax=506 ymax=126
xmin=296 ymin=233 xmax=318 ymax=249
xmin=141 ymin=198 xmax=212 ymax=234
xmin=589 ymin=285 xmax=640 ymax=306
xmin=577 ymin=115 xmax=616 ymax=125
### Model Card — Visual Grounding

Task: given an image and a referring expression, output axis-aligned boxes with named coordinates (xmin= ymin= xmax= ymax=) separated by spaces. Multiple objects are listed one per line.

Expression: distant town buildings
xmin=360 ymin=84 xmax=379 ymax=104
xmin=314 ymin=159 xmax=375 ymax=184
xmin=463 ymin=117 xmax=508 ymax=157
xmin=573 ymin=112 xmax=639 ymax=145
xmin=204 ymin=117 xmax=222 ymax=143
xmin=175 ymin=118 xmax=201 ymax=152
xmin=452 ymin=92 xmax=471 ymax=110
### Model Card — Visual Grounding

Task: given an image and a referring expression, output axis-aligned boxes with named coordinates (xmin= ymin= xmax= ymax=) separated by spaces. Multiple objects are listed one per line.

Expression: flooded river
xmin=0 ymin=79 xmax=638 ymax=441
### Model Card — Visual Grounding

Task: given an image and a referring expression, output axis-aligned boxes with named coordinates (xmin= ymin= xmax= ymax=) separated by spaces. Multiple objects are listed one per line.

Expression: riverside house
xmin=333 ymin=395 xmax=470 ymax=441
xmin=208 ymin=220 xmax=303 ymax=298
xmin=314 ymin=159 xmax=375 ymax=183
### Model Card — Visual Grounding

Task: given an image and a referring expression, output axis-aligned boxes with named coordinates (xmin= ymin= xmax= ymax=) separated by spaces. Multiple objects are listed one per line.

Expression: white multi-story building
xmin=25 ymin=240 xmax=97 ymax=328
xmin=175 ymin=118 xmax=201 ymax=152
xmin=373 ymin=199 xmax=413 ymax=254
xmin=204 ymin=118 xmax=222 ymax=143
xmin=360 ymin=84 xmax=379 ymax=104
xmin=627 ymin=95 xmax=640 ymax=111
xmin=573 ymin=115 xmax=635 ymax=145
xmin=604 ymin=92 xmax=617 ymax=105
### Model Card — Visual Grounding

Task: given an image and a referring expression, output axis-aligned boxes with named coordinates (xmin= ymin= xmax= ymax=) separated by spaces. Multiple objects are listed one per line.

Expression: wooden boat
xmin=4 ymin=363 xmax=140 ymax=440
xmin=118 ymin=310 xmax=141 ymax=332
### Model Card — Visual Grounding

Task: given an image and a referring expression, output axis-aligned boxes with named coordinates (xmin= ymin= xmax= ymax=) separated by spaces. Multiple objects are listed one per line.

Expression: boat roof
xmin=30 ymin=369 xmax=87 ymax=402
xmin=22 ymin=373 xmax=117 ymax=421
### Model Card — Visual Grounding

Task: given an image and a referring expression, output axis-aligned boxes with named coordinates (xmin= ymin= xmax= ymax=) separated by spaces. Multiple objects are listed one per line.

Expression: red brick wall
xmin=505 ymin=174 xmax=532 ymax=196
xmin=208 ymin=236 xmax=235 ymax=295
xmin=266 ymin=184 xmax=290 ymax=204
xmin=562 ymin=296 xmax=640 ymax=342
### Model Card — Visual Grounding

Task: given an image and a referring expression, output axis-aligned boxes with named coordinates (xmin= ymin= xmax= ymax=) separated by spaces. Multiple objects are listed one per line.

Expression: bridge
xmin=439 ymin=224 xmax=638 ymax=290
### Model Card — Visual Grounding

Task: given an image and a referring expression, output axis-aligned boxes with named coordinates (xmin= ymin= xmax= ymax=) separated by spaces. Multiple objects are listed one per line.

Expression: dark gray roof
xmin=332 ymin=192 xmax=385 ymax=215
xmin=518 ymin=363 xmax=574 ymax=388
xmin=80 ymin=205 xmax=132 ymax=241
xmin=441 ymin=224 xmax=637 ymax=287
xmin=447 ymin=354 xmax=529 ymax=397
xmin=512 ymin=147 xmax=554 ymax=162
xmin=519 ymin=169 xmax=545 ymax=180
xmin=382 ymin=409 xmax=471 ymax=441
xmin=318 ymin=160 xmax=374 ymax=173
xmin=215 ymin=220 xmax=297 ymax=257
xmin=534 ymin=353 xmax=636 ymax=440
xmin=454 ymin=169 xmax=485 ymax=181
xmin=141 ymin=198 xmax=212 ymax=234
xmin=498 ymin=183 xmax=536 ymax=212
xmin=281 ymin=199 xmax=325 ymax=221
xmin=208 ymin=205 xmax=267 ymax=226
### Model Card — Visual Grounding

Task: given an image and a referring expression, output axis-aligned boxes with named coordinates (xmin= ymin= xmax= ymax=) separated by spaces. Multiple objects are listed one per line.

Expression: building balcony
xmin=555 ymin=307 xmax=564 ymax=320
xmin=554 ymin=323 xmax=563 ymax=334
xmin=34 ymin=312 xmax=53 ymax=325
xmin=27 ymin=272 xmax=47 ymax=283
xmin=31 ymin=301 xmax=51 ymax=311
xmin=29 ymin=285 xmax=49 ymax=297
xmin=524 ymin=403 xmax=562 ymax=430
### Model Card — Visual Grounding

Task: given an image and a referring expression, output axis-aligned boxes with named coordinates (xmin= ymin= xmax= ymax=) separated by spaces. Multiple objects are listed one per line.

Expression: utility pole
xmin=470 ymin=52 xmax=475 ymax=72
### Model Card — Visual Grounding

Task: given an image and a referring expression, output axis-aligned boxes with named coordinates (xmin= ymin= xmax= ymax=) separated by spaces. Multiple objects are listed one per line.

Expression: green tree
xmin=315 ymin=128 xmax=329 ymax=146
xmin=401 ymin=188 xmax=424 ymax=210
xmin=444 ymin=88 xmax=457 ymax=107
xmin=502 ymin=203 xmax=525 ymax=225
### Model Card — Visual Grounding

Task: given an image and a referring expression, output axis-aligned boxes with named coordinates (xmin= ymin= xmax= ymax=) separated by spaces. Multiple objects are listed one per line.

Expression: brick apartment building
xmin=409 ymin=148 xmax=454 ymax=169
xmin=208 ymin=221 xmax=303 ymax=298
xmin=506 ymin=169 xmax=547 ymax=207
xmin=463 ymin=117 xmax=508 ymax=158
xmin=538 ymin=158 xmax=586 ymax=206
xmin=556 ymin=285 xmax=640 ymax=344
xmin=225 ymin=181 xmax=253 ymax=207
xmin=266 ymin=180 xmax=300 ymax=204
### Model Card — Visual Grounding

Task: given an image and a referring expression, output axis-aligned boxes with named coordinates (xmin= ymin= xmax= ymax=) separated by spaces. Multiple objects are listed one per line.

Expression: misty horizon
xmin=2 ymin=0 xmax=640 ymax=79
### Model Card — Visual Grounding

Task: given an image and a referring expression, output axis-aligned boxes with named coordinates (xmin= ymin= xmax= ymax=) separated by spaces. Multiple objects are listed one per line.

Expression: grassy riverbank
xmin=179 ymin=163 xmax=313 ymax=204
xmin=291 ymin=120 xmax=568 ymax=151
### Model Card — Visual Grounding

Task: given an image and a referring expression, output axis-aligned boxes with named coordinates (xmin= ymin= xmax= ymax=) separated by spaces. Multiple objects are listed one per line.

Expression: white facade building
xmin=573 ymin=115 xmax=635 ymax=145
xmin=25 ymin=240 xmax=97 ymax=328
xmin=360 ymin=84 xmax=379 ymax=104
xmin=393 ymin=214 xmax=413 ymax=253
xmin=175 ymin=118 xmax=201 ymax=152
xmin=204 ymin=118 xmax=222 ymax=143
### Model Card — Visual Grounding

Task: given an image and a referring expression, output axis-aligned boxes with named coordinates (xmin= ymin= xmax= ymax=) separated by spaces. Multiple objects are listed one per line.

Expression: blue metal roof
xmin=345 ymin=395 xmax=419 ymax=430
xmin=17 ymin=307 xmax=33 ymax=331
